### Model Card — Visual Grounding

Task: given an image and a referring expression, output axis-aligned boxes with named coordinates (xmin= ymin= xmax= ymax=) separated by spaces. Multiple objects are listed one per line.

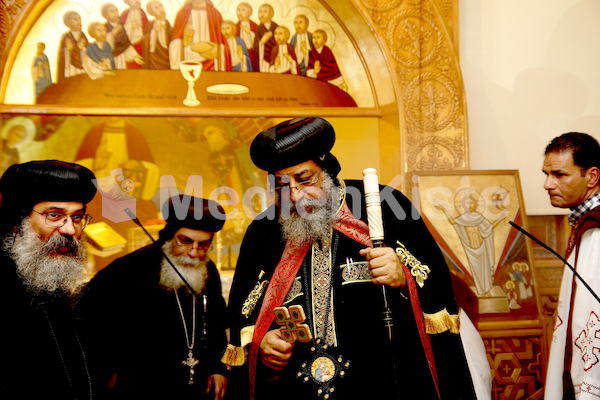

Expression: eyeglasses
xmin=33 ymin=211 xmax=92 ymax=229
xmin=174 ymin=236 xmax=212 ymax=252
xmin=273 ymin=168 xmax=322 ymax=192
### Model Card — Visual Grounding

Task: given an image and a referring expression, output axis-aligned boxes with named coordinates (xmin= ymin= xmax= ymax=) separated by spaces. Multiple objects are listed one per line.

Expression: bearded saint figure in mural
xmin=75 ymin=117 xmax=160 ymax=268
xmin=195 ymin=118 xmax=267 ymax=269
xmin=195 ymin=118 xmax=265 ymax=211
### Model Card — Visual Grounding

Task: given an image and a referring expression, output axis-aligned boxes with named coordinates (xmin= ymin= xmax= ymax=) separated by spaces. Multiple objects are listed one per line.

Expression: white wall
xmin=459 ymin=0 xmax=600 ymax=215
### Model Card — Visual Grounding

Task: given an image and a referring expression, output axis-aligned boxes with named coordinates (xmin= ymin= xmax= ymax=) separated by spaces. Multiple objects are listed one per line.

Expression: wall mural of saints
xmin=4 ymin=0 xmax=367 ymax=106
xmin=413 ymin=171 xmax=542 ymax=328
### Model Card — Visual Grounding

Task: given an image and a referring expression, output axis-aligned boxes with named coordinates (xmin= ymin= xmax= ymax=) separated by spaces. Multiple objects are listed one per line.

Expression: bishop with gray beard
xmin=159 ymin=238 xmax=209 ymax=294
xmin=79 ymin=194 xmax=229 ymax=400
xmin=0 ymin=160 xmax=97 ymax=399
xmin=225 ymin=116 xmax=477 ymax=400
xmin=4 ymin=218 xmax=89 ymax=296
xmin=277 ymin=171 xmax=341 ymax=244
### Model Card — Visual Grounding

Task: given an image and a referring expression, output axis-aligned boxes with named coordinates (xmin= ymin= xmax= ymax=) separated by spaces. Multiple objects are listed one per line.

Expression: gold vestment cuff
xmin=221 ymin=343 xmax=246 ymax=366
xmin=220 ymin=325 xmax=255 ymax=367
xmin=424 ymin=308 xmax=460 ymax=334
xmin=240 ymin=325 xmax=255 ymax=348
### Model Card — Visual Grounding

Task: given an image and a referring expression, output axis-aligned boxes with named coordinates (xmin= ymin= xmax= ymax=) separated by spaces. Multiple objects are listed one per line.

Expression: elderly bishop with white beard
xmin=79 ymin=194 xmax=229 ymax=399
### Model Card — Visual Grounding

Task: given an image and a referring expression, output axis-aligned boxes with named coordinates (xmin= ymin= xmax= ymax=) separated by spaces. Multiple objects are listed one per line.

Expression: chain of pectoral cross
xmin=175 ymin=291 xmax=200 ymax=385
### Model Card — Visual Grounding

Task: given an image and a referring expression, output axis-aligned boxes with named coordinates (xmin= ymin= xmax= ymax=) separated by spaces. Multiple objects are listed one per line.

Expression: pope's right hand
xmin=259 ymin=329 xmax=294 ymax=371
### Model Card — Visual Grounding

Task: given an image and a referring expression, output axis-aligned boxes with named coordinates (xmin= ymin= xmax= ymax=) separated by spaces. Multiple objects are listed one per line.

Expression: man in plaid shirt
xmin=543 ymin=132 xmax=600 ymax=400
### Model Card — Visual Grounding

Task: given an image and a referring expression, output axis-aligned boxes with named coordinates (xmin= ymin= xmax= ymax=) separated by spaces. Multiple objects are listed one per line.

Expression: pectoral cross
xmin=274 ymin=305 xmax=312 ymax=343
xmin=182 ymin=350 xmax=199 ymax=385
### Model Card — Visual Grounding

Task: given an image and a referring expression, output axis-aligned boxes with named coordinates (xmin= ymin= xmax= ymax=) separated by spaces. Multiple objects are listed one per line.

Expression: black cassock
xmin=227 ymin=180 xmax=476 ymax=400
xmin=79 ymin=243 xmax=228 ymax=399
xmin=0 ymin=252 xmax=94 ymax=399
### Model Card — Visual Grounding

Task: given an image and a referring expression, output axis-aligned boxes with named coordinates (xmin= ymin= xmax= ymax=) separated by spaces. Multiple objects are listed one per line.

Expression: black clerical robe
xmin=0 ymin=252 xmax=94 ymax=399
xmin=226 ymin=180 xmax=476 ymax=400
xmin=79 ymin=243 xmax=228 ymax=399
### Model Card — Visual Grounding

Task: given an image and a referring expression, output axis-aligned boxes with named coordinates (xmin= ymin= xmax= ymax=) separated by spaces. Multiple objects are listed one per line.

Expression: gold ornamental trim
xmin=424 ymin=308 xmax=460 ymax=334
xmin=242 ymin=272 xmax=268 ymax=319
xmin=221 ymin=343 xmax=246 ymax=367
xmin=395 ymin=240 xmax=431 ymax=288
xmin=357 ymin=0 xmax=468 ymax=171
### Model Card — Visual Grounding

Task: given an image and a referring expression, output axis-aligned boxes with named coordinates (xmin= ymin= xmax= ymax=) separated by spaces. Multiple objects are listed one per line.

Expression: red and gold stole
xmin=247 ymin=201 xmax=439 ymax=399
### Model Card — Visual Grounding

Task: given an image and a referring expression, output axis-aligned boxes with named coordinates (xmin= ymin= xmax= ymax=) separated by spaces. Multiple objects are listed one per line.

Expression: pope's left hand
xmin=359 ymin=247 xmax=406 ymax=288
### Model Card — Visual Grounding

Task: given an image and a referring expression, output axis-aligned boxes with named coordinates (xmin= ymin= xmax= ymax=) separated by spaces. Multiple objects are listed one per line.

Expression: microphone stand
xmin=199 ymin=293 xmax=209 ymax=357
xmin=509 ymin=220 xmax=600 ymax=304
xmin=124 ymin=207 xmax=211 ymax=383
xmin=124 ymin=208 xmax=199 ymax=300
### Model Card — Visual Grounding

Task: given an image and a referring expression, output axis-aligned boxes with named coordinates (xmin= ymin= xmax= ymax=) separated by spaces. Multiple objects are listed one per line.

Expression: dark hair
xmin=156 ymin=195 xmax=225 ymax=244
xmin=0 ymin=160 xmax=96 ymax=235
xmin=545 ymin=132 xmax=600 ymax=172
xmin=157 ymin=224 xmax=179 ymax=244
xmin=250 ymin=116 xmax=340 ymax=177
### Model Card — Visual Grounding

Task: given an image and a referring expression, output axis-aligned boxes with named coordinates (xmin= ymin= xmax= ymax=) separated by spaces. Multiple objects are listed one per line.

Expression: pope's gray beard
xmin=159 ymin=240 xmax=208 ymax=294
xmin=277 ymin=173 xmax=339 ymax=244
xmin=2 ymin=218 xmax=89 ymax=296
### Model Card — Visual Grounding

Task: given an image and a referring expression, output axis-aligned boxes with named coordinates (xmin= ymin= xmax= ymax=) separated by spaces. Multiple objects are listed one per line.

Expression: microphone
xmin=199 ymin=293 xmax=209 ymax=351
xmin=509 ymin=220 xmax=600 ymax=305
xmin=124 ymin=208 xmax=199 ymax=300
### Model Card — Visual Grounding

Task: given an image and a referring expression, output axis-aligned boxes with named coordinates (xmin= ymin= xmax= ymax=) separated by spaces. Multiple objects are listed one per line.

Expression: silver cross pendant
xmin=182 ymin=350 xmax=199 ymax=385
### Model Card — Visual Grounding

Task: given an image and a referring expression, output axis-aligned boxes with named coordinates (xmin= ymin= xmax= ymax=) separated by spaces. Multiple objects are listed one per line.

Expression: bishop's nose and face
xmin=172 ymin=227 xmax=214 ymax=260
xmin=274 ymin=160 xmax=325 ymax=205
xmin=543 ymin=150 xmax=594 ymax=209
xmin=29 ymin=201 xmax=87 ymax=246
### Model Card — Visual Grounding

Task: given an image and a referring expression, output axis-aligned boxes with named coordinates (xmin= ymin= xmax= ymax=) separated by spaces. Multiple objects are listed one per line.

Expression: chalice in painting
xmin=179 ymin=61 xmax=202 ymax=107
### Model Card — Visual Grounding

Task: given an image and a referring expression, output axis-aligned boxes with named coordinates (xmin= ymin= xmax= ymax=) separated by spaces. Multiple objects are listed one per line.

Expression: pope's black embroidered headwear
xmin=250 ymin=116 xmax=341 ymax=177
xmin=0 ymin=160 xmax=96 ymax=234
xmin=159 ymin=194 xmax=225 ymax=242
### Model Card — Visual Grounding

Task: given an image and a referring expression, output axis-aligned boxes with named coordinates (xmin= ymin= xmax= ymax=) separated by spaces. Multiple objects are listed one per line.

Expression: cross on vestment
xmin=182 ymin=350 xmax=199 ymax=384
xmin=274 ymin=305 xmax=313 ymax=342
xmin=575 ymin=311 xmax=600 ymax=370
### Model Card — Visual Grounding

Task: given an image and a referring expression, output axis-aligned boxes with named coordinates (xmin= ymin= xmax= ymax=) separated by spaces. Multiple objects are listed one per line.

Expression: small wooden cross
xmin=182 ymin=350 xmax=199 ymax=385
xmin=274 ymin=305 xmax=312 ymax=343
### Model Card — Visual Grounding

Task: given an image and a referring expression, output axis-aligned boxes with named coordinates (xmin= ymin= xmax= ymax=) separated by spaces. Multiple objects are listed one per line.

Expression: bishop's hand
xmin=360 ymin=246 xmax=406 ymax=288
xmin=259 ymin=328 xmax=294 ymax=371
xmin=206 ymin=374 xmax=227 ymax=400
